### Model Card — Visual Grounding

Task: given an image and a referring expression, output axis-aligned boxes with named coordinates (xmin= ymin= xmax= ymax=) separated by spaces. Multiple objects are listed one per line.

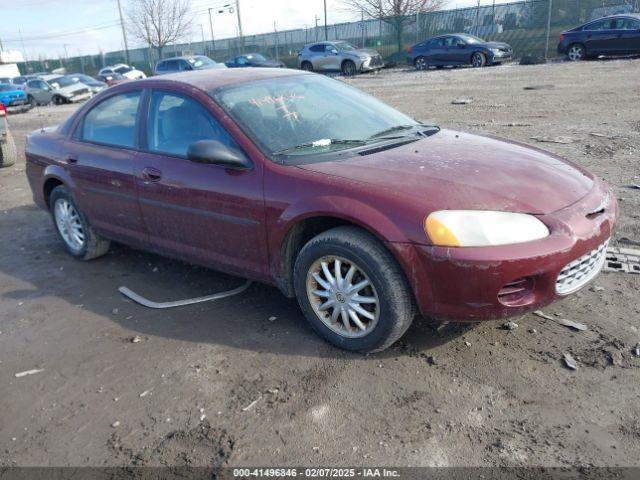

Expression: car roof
xmin=588 ymin=13 xmax=640 ymax=21
xmin=40 ymin=74 xmax=61 ymax=81
xmin=127 ymin=67 xmax=307 ymax=91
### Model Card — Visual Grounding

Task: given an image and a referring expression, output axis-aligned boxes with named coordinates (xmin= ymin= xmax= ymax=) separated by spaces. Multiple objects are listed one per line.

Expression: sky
xmin=0 ymin=0 xmax=495 ymax=60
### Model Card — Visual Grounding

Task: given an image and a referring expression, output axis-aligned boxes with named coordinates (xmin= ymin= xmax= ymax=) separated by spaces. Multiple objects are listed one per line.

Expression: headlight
xmin=491 ymin=48 xmax=502 ymax=54
xmin=425 ymin=210 xmax=549 ymax=247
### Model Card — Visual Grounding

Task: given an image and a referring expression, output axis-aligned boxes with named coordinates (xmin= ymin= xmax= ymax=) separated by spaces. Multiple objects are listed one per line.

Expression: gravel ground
xmin=1 ymin=59 xmax=639 ymax=469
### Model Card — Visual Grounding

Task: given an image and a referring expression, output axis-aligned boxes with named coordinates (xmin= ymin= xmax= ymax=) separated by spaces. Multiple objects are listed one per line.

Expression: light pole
xmin=324 ymin=0 xmax=328 ymax=40
xmin=208 ymin=8 xmax=216 ymax=57
xmin=116 ymin=0 xmax=130 ymax=65
xmin=235 ymin=0 xmax=244 ymax=54
xmin=199 ymin=24 xmax=207 ymax=56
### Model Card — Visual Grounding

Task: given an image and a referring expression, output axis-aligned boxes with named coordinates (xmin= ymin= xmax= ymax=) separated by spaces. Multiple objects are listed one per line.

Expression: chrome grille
xmin=556 ymin=239 xmax=609 ymax=295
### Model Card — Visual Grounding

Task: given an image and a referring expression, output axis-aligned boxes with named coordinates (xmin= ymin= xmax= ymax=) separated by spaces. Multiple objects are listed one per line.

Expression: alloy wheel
xmin=306 ymin=255 xmax=380 ymax=338
xmin=415 ymin=57 xmax=427 ymax=71
xmin=54 ymin=198 xmax=85 ymax=251
xmin=472 ymin=53 xmax=484 ymax=68
xmin=342 ymin=62 xmax=356 ymax=76
xmin=568 ymin=45 xmax=584 ymax=61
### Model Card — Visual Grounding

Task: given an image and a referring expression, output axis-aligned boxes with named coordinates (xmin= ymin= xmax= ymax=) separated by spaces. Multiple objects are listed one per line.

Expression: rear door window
xmin=147 ymin=91 xmax=237 ymax=157
xmin=80 ymin=91 xmax=141 ymax=148
xmin=309 ymin=44 xmax=325 ymax=52
xmin=616 ymin=18 xmax=640 ymax=29
xmin=585 ymin=19 xmax=616 ymax=30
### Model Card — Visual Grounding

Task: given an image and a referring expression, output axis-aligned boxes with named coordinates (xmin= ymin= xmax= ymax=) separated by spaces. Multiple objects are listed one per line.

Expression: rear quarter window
xmin=80 ymin=91 xmax=141 ymax=148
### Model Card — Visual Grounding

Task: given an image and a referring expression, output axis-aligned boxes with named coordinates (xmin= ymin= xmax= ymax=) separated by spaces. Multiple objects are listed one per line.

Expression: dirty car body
xmin=25 ymin=68 xmax=617 ymax=352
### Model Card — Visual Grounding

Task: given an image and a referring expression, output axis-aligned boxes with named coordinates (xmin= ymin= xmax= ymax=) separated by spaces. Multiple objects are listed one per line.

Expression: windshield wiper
xmin=368 ymin=123 xmax=440 ymax=139
xmin=272 ymin=139 xmax=368 ymax=156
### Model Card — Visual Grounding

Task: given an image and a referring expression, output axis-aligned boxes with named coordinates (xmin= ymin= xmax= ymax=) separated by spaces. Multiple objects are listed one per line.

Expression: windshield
xmin=0 ymin=84 xmax=17 ymax=92
xmin=246 ymin=53 xmax=266 ymax=62
xmin=213 ymin=74 xmax=423 ymax=160
xmin=458 ymin=34 xmax=484 ymax=44
xmin=69 ymin=74 xmax=95 ymax=84
xmin=335 ymin=41 xmax=357 ymax=51
xmin=188 ymin=56 xmax=217 ymax=69
xmin=49 ymin=76 xmax=76 ymax=88
xmin=114 ymin=65 xmax=133 ymax=74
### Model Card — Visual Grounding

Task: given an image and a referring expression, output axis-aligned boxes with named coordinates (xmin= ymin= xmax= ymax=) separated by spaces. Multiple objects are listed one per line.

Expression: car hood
xmin=297 ymin=129 xmax=594 ymax=215
xmin=56 ymin=84 xmax=88 ymax=95
xmin=344 ymin=48 xmax=380 ymax=57
xmin=484 ymin=41 xmax=511 ymax=49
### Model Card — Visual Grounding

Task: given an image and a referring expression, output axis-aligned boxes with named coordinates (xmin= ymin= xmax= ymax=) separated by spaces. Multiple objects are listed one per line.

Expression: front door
xmin=613 ymin=17 xmax=640 ymax=54
xmin=134 ymin=89 xmax=268 ymax=279
xmin=66 ymin=89 xmax=147 ymax=247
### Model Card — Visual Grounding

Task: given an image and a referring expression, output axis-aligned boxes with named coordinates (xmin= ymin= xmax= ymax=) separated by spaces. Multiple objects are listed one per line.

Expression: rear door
xmin=613 ymin=17 xmax=640 ymax=53
xmin=26 ymin=80 xmax=52 ymax=104
xmin=66 ymin=89 xmax=147 ymax=247
xmin=134 ymin=88 xmax=268 ymax=278
xmin=428 ymin=37 xmax=446 ymax=64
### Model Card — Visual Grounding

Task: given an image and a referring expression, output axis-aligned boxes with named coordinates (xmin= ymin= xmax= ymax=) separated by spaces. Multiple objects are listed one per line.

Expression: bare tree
xmin=127 ymin=0 xmax=193 ymax=60
xmin=341 ymin=0 xmax=445 ymax=53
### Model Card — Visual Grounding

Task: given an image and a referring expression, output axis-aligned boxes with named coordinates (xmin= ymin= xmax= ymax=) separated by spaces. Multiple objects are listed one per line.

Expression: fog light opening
xmin=498 ymin=277 xmax=535 ymax=307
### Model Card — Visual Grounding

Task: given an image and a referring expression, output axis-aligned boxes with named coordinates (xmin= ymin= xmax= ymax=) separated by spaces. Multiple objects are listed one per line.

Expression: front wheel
xmin=293 ymin=226 xmax=415 ymax=352
xmin=300 ymin=61 xmax=313 ymax=72
xmin=567 ymin=43 xmax=586 ymax=61
xmin=50 ymin=185 xmax=110 ymax=260
xmin=27 ymin=95 xmax=36 ymax=107
xmin=341 ymin=60 xmax=356 ymax=76
xmin=471 ymin=52 xmax=486 ymax=68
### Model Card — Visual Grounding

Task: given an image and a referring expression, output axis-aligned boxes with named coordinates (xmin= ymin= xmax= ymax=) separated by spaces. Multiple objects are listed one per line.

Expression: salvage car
xmin=0 ymin=83 xmax=31 ymax=113
xmin=558 ymin=14 xmax=640 ymax=61
xmin=25 ymin=75 xmax=92 ymax=105
xmin=0 ymin=103 xmax=17 ymax=167
xmin=99 ymin=64 xmax=146 ymax=80
xmin=65 ymin=73 xmax=107 ymax=95
xmin=298 ymin=41 xmax=384 ymax=75
xmin=95 ymin=72 xmax=129 ymax=87
xmin=25 ymin=69 xmax=617 ymax=352
xmin=407 ymin=34 xmax=512 ymax=70
xmin=154 ymin=55 xmax=225 ymax=75
xmin=225 ymin=53 xmax=285 ymax=68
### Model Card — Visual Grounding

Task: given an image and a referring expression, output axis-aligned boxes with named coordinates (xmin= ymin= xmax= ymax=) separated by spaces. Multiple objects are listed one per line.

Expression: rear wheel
xmin=53 ymin=95 xmax=65 ymax=105
xmin=414 ymin=56 xmax=428 ymax=71
xmin=300 ymin=61 xmax=313 ymax=71
xmin=293 ymin=226 xmax=415 ymax=352
xmin=0 ymin=130 xmax=17 ymax=168
xmin=471 ymin=52 xmax=486 ymax=68
xmin=341 ymin=60 xmax=356 ymax=76
xmin=567 ymin=43 xmax=586 ymax=61
xmin=27 ymin=95 xmax=36 ymax=107
xmin=50 ymin=185 xmax=110 ymax=260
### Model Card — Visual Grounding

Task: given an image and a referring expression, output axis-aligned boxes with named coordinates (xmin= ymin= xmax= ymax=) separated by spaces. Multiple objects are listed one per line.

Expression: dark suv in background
xmin=154 ymin=56 xmax=225 ymax=75
xmin=406 ymin=34 xmax=512 ymax=70
xmin=558 ymin=14 xmax=640 ymax=61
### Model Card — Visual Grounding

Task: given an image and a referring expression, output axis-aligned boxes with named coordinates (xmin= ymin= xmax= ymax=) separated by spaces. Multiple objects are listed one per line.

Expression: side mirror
xmin=187 ymin=140 xmax=252 ymax=170
xmin=457 ymin=42 xmax=466 ymax=48
xmin=330 ymin=49 xmax=338 ymax=55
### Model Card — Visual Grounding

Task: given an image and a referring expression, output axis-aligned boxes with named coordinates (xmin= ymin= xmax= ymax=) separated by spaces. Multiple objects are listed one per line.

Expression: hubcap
xmin=54 ymin=199 xmax=85 ymax=251
xmin=416 ymin=58 xmax=426 ymax=70
xmin=306 ymin=256 xmax=380 ymax=338
xmin=568 ymin=46 xmax=583 ymax=61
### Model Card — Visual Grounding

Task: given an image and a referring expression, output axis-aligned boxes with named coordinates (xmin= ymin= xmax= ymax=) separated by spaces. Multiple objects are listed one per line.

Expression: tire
xmin=567 ymin=43 xmax=586 ymax=61
xmin=300 ymin=61 xmax=313 ymax=72
xmin=414 ymin=56 xmax=428 ymax=71
xmin=341 ymin=60 xmax=356 ymax=76
xmin=0 ymin=129 xmax=17 ymax=168
xmin=293 ymin=226 xmax=415 ymax=353
xmin=471 ymin=52 xmax=486 ymax=68
xmin=49 ymin=185 xmax=110 ymax=260
xmin=53 ymin=95 xmax=65 ymax=105
xmin=27 ymin=95 xmax=36 ymax=107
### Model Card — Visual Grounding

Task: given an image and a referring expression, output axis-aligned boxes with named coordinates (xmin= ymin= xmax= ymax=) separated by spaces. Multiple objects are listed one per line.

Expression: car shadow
xmin=1 ymin=204 xmax=471 ymax=358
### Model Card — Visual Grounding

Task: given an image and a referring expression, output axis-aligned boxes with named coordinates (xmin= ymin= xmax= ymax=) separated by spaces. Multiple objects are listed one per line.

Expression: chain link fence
xmin=17 ymin=0 xmax=640 ymax=75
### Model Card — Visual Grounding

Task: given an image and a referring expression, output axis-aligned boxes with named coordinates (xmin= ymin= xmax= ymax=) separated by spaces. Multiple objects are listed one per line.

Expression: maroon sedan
xmin=25 ymin=68 xmax=617 ymax=352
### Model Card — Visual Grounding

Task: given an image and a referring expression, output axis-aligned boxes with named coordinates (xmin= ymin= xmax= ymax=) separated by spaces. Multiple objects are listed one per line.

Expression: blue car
xmin=407 ymin=33 xmax=512 ymax=70
xmin=0 ymin=83 xmax=31 ymax=113
xmin=558 ymin=14 xmax=640 ymax=61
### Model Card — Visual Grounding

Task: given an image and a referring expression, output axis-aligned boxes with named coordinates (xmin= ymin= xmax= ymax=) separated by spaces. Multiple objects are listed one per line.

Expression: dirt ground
xmin=1 ymin=59 xmax=639 ymax=469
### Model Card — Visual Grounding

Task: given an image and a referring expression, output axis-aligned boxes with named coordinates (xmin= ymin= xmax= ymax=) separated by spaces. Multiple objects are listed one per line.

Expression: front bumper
xmin=489 ymin=51 xmax=512 ymax=63
xmin=360 ymin=57 xmax=385 ymax=72
xmin=389 ymin=181 xmax=618 ymax=321
xmin=6 ymin=100 xmax=32 ymax=113
xmin=69 ymin=92 xmax=92 ymax=103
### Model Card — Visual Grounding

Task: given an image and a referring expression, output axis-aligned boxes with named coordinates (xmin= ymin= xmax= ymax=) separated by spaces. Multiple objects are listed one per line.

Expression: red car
xmin=25 ymin=69 xmax=617 ymax=352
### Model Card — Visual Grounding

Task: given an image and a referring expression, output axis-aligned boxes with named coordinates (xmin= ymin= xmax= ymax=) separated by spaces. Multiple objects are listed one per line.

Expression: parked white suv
xmin=98 ymin=64 xmax=146 ymax=80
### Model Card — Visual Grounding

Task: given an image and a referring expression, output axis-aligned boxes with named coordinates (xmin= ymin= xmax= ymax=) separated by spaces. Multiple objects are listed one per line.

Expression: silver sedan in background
xmin=297 ymin=41 xmax=384 ymax=76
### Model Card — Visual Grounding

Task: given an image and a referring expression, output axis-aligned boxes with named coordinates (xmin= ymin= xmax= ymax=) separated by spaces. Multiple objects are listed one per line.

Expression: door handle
xmin=66 ymin=154 xmax=78 ymax=164
xmin=141 ymin=167 xmax=162 ymax=182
